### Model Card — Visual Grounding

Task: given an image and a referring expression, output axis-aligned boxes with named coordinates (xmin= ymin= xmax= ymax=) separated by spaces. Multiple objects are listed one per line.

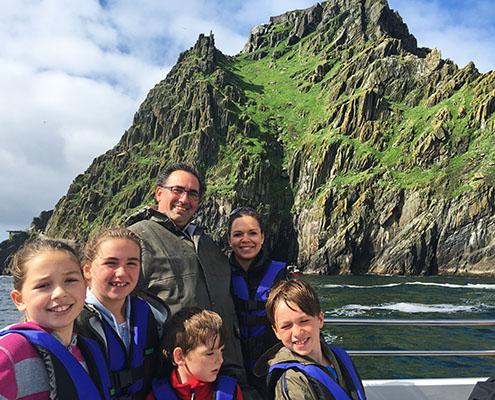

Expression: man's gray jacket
xmin=126 ymin=206 xmax=244 ymax=374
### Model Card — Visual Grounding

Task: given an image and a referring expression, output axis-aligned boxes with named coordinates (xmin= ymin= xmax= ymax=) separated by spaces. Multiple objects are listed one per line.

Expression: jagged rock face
xmin=0 ymin=231 xmax=29 ymax=274
xmin=0 ymin=209 xmax=54 ymax=273
xmin=9 ymin=0 xmax=494 ymax=275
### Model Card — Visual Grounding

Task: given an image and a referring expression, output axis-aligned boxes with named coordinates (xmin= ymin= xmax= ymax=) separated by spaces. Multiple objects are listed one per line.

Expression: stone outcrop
xmin=3 ymin=0 xmax=495 ymax=275
xmin=0 ymin=210 xmax=53 ymax=274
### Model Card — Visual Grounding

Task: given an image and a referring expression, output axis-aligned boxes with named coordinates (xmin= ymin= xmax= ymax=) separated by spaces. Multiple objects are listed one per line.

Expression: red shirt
xmin=146 ymin=368 xmax=243 ymax=400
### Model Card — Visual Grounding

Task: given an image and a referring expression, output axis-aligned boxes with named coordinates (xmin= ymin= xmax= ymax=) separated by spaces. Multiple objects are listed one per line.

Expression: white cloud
xmin=388 ymin=0 xmax=494 ymax=72
xmin=0 ymin=0 xmax=493 ymax=242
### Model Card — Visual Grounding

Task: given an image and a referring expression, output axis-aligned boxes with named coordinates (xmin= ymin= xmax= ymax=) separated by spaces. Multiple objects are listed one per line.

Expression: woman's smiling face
xmin=228 ymin=215 xmax=264 ymax=270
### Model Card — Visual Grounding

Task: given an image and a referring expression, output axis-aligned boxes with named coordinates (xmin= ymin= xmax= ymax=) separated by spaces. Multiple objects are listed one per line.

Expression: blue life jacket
xmin=0 ymin=326 xmax=114 ymax=399
xmin=268 ymin=345 xmax=366 ymax=400
xmin=231 ymin=260 xmax=286 ymax=370
xmin=151 ymin=375 xmax=238 ymax=400
xmin=75 ymin=297 xmax=159 ymax=399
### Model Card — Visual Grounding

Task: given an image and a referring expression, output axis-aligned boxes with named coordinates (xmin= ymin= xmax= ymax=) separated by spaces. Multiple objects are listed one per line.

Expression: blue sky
xmin=0 ymin=0 xmax=494 ymax=242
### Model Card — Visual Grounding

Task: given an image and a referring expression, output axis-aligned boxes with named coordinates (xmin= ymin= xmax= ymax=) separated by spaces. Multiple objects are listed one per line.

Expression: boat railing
xmin=324 ymin=318 xmax=495 ymax=357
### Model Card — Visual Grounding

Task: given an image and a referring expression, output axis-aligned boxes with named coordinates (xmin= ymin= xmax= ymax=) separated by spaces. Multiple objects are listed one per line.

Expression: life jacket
xmin=231 ymin=260 xmax=286 ymax=370
xmin=75 ymin=297 xmax=160 ymax=399
xmin=151 ymin=375 xmax=238 ymax=400
xmin=268 ymin=345 xmax=366 ymax=400
xmin=0 ymin=326 xmax=114 ymax=399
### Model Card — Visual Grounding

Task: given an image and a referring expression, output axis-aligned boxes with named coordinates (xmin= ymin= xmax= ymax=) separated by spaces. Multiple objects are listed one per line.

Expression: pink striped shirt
xmin=0 ymin=322 xmax=87 ymax=400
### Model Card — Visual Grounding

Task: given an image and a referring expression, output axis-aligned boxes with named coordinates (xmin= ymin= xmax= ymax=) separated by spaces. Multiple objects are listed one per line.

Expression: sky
xmin=1 ymin=0 xmax=494 ymax=243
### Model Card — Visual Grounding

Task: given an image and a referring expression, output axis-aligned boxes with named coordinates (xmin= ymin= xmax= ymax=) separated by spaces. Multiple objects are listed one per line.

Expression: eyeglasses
xmin=160 ymin=185 xmax=200 ymax=201
xmin=230 ymin=207 xmax=256 ymax=217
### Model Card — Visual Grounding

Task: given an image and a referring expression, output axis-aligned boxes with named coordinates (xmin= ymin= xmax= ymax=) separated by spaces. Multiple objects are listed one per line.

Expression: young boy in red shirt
xmin=147 ymin=307 xmax=243 ymax=400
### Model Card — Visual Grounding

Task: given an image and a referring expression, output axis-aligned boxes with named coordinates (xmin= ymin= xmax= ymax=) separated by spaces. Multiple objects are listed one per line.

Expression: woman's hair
xmin=83 ymin=227 xmax=141 ymax=265
xmin=265 ymin=279 xmax=321 ymax=325
xmin=227 ymin=207 xmax=264 ymax=236
xmin=160 ymin=306 xmax=227 ymax=365
xmin=9 ymin=238 xmax=81 ymax=292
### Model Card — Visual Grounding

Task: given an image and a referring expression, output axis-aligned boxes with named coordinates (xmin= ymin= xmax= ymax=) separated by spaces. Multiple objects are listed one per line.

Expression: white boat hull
xmin=363 ymin=377 xmax=487 ymax=400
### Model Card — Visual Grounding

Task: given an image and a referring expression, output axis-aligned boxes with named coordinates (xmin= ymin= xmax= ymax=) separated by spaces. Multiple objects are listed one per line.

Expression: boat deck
xmin=363 ymin=377 xmax=486 ymax=400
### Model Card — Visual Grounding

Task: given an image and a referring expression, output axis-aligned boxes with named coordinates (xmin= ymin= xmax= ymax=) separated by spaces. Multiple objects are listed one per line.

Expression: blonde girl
xmin=74 ymin=227 xmax=168 ymax=400
xmin=0 ymin=239 xmax=113 ymax=399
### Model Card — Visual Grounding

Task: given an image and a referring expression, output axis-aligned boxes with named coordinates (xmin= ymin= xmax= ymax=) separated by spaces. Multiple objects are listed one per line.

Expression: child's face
xmin=272 ymin=300 xmax=324 ymax=362
xmin=84 ymin=238 xmax=140 ymax=307
xmin=11 ymin=250 xmax=86 ymax=341
xmin=176 ymin=343 xmax=224 ymax=383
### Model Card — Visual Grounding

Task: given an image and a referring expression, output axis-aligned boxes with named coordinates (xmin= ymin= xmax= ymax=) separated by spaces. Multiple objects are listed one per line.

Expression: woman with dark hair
xmin=227 ymin=207 xmax=289 ymax=398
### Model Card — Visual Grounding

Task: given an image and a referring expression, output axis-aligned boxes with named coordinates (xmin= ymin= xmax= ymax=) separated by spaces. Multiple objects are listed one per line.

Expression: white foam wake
xmin=323 ymin=283 xmax=402 ymax=289
xmin=327 ymin=302 xmax=481 ymax=317
xmin=323 ymin=282 xmax=495 ymax=290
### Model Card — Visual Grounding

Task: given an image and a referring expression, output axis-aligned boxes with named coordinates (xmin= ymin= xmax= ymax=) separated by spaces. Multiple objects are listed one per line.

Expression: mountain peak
xmin=241 ymin=0 xmax=422 ymax=58
xmin=3 ymin=0 xmax=494 ymax=277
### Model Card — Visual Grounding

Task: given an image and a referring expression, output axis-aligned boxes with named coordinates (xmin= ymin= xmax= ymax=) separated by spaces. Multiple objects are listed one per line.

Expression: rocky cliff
xmin=2 ymin=0 xmax=494 ymax=275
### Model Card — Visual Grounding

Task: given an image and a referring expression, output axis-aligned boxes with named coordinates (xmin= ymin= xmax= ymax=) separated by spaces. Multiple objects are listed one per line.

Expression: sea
xmin=1 ymin=274 xmax=493 ymax=380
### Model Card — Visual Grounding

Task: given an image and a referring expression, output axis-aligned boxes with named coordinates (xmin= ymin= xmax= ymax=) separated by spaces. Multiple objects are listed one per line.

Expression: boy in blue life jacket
xmin=253 ymin=279 xmax=366 ymax=400
xmin=147 ymin=307 xmax=243 ymax=400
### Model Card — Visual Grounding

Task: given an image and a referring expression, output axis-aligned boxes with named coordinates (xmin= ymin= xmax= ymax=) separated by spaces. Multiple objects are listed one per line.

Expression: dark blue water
xmin=1 ymin=274 xmax=494 ymax=379
xmin=303 ymin=275 xmax=495 ymax=379
xmin=0 ymin=276 xmax=22 ymax=326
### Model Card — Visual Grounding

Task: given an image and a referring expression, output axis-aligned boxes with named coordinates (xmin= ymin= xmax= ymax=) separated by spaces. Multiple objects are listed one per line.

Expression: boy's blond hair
xmin=160 ymin=307 xmax=227 ymax=365
xmin=266 ymin=279 xmax=321 ymax=325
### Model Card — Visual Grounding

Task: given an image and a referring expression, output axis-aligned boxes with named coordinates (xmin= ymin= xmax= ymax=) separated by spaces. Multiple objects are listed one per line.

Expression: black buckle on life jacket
xmin=113 ymin=369 xmax=135 ymax=389
xmin=117 ymin=394 xmax=136 ymax=400
xmin=234 ymin=297 xmax=266 ymax=312
xmin=113 ymin=364 xmax=145 ymax=390
xmin=248 ymin=299 xmax=265 ymax=311
xmin=246 ymin=299 xmax=265 ymax=311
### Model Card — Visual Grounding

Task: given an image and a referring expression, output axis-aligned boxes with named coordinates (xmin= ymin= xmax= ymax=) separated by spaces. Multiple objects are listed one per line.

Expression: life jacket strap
xmin=216 ymin=375 xmax=238 ymax=400
xmin=234 ymin=297 xmax=266 ymax=311
xmin=269 ymin=362 xmax=351 ymax=400
xmin=151 ymin=377 xmax=178 ymax=399
xmin=238 ymin=313 xmax=267 ymax=326
xmin=330 ymin=346 xmax=366 ymax=400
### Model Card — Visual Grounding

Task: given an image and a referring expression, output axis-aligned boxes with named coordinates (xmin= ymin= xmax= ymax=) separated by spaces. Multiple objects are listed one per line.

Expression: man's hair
xmin=156 ymin=162 xmax=206 ymax=198
xmin=265 ymin=279 xmax=321 ymax=325
xmin=159 ymin=306 xmax=227 ymax=365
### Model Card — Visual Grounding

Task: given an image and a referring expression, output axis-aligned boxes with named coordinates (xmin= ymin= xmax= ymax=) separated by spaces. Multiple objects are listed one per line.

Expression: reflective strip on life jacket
xmin=0 ymin=328 xmax=113 ymax=400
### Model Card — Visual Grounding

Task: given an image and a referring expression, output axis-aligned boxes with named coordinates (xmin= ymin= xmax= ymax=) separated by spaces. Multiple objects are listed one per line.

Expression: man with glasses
xmin=126 ymin=162 xmax=254 ymax=397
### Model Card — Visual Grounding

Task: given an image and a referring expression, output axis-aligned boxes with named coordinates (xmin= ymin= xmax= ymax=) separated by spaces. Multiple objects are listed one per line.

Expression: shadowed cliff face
xmin=3 ymin=0 xmax=494 ymax=275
